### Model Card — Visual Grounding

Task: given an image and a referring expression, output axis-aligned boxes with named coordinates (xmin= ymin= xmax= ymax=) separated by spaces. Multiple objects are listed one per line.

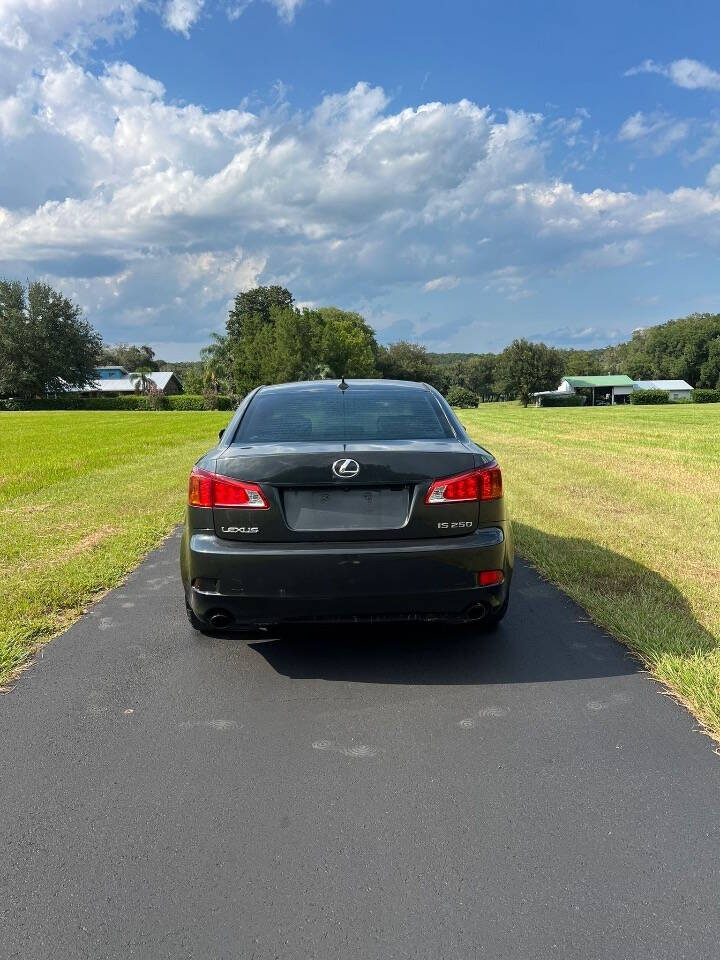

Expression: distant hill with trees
xmin=2 ymin=276 xmax=720 ymax=403
xmin=618 ymin=314 xmax=720 ymax=387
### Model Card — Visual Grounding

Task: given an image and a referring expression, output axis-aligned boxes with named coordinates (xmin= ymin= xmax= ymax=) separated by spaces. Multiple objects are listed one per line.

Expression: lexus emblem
xmin=332 ymin=458 xmax=360 ymax=479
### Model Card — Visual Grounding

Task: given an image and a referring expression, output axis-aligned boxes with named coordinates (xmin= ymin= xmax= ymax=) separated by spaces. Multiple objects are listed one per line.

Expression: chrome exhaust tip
xmin=465 ymin=603 xmax=487 ymax=622
xmin=207 ymin=609 xmax=233 ymax=629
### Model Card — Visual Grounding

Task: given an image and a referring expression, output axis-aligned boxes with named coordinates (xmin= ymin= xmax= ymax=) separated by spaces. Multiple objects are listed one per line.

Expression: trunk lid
xmin=213 ymin=440 xmax=481 ymax=542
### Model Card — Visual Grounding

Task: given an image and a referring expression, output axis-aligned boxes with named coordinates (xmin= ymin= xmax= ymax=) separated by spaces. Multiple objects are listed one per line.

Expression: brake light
xmin=188 ymin=467 xmax=269 ymax=509
xmin=425 ymin=464 xmax=502 ymax=504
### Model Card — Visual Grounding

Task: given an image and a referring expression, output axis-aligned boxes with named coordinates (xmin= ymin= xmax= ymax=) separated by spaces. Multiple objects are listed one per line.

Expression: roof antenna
xmin=338 ymin=376 xmax=349 ymax=392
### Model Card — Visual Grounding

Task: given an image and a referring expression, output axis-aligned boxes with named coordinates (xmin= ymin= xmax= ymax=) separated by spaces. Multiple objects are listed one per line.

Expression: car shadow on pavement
xmin=244 ymin=565 xmax=615 ymax=687
xmin=249 ymin=620 xmax=635 ymax=686
xmin=246 ymin=530 xmax=713 ymax=687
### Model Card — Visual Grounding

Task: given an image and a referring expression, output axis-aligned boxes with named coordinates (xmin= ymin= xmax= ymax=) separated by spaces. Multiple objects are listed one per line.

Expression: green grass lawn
xmin=460 ymin=402 xmax=720 ymax=742
xmin=0 ymin=411 xmax=228 ymax=684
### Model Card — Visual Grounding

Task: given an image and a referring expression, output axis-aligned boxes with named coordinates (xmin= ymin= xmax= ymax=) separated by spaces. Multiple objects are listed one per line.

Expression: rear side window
xmin=235 ymin=387 xmax=454 ymax=442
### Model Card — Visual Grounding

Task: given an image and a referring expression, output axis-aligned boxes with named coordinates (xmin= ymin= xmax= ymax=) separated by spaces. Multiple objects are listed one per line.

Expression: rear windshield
xmin=235 ymin=387 xmax=454 ymax=442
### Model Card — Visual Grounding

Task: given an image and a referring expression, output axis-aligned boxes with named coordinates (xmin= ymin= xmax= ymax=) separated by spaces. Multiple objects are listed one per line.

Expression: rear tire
xmin=185 ymin=597 xmax=208 ymax=633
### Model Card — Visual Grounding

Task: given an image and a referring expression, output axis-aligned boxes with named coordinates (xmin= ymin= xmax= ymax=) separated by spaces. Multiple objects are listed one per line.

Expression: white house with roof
xmin=72 ymin=366 xmax=184 ymax=397
xmin=633 ymin=379 xmax=694 ymax=400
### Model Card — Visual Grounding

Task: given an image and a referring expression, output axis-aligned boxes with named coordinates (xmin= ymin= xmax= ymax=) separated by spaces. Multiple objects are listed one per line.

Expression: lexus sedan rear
xmin=180 ymin=379 xmax=513 ymax=631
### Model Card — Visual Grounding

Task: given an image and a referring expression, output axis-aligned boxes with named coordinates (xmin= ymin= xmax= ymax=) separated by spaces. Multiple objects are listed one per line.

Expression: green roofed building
xmin=534 ymin=375 xmax=635 ymax=406
xmin=561 ymin=376 xmax=634 ymax=390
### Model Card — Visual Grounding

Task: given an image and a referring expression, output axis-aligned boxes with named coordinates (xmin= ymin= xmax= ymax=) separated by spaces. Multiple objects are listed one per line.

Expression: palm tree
xmin=130 ymin=366 xmax=154 ymax=394
xmin=203 ymin=357 xmax=221 ymax=395
xmin=201 ymin=334 xmax=231 ymax=394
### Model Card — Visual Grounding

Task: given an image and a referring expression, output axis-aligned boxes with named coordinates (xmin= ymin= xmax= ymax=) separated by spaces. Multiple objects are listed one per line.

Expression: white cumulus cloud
xmin=0 ymin=0 xmax=307 ymax=77
xmin=0 ymin=0 xmax=142 ymax=88
xmin=3 ymin=65 xmax=720 ymax=349
xmin=706 ymin=164 xmax=720 ymax=189
xmin=2 ymin=15 xmax=720 ymax=352
xmin=626 ymin=58 xmax=720 ymax=91
xmin=164 ymin=0 xmax=205 ymax=35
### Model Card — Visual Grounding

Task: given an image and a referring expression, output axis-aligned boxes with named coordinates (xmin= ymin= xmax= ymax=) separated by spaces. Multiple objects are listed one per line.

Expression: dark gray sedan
xmin=181 ymin=379 xmax=513 ymax=631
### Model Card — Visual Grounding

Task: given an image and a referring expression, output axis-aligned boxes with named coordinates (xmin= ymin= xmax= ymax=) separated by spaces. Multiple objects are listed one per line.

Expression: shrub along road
xmin=1 ymin=532 xmax=719 ymax=959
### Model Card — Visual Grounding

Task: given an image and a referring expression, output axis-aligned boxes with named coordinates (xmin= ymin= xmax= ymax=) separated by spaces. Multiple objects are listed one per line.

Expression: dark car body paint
xmin=181 ymin=380 xmax=513 ymax=626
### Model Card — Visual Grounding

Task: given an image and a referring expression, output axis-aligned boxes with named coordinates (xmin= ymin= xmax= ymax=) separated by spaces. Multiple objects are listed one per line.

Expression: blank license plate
xmin=284 ymin=487 xmax=409 ymax=531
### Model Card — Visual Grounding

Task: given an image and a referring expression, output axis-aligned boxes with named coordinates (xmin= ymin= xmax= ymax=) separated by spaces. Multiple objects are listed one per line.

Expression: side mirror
xmin=218 ymin=429 xmax=225 ymax=441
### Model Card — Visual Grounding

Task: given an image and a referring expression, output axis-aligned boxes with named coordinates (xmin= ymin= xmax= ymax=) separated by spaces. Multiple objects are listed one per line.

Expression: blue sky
xmin=2 ymin=0 xmax=720 ymax=358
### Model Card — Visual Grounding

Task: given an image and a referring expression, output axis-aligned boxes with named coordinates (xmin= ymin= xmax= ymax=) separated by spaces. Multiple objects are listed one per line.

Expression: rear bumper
xmin=181 ymin=524 xmax=513 ymax=626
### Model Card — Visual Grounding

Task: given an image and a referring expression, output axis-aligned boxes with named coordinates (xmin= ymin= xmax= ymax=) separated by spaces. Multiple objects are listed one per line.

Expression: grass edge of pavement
xmin=0 ymin=524 xmax=181 ymax=691
xmin=515 ymin=544 xmax=720 ymax=750
xmin=0 ymin=410 xmax=230 ymax=689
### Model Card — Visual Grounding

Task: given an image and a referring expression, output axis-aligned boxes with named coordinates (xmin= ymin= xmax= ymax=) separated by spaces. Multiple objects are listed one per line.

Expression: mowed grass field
xmin=461 ymin=403 xmax=720 ymax=741
xmin=0 ymin=411 xmax=228 ymax=684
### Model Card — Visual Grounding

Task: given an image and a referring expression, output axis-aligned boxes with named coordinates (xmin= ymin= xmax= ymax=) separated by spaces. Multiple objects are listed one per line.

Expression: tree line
xmin=2 ymin=278 xmax=720 ymax=405
xmin=179 ymin=285 xmax=567 ymax=406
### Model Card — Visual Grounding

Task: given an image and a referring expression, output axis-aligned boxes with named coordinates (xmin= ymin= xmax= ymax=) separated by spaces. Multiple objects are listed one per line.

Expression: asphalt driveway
xmin=1 ymin=529 xmax=719 ymax=959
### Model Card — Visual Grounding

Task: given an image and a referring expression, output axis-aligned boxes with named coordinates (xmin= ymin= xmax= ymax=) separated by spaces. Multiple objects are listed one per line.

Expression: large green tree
xmin=495 ymin=338 xmax=565 ymax=406
xmin=226 ymin=289 xmax=380 ymax=394
xmin=621 ymin=314 xmax=720 ymax=385
xmin=227 ymin=285 xmax=294 ymax=340
xmin=377 ymin=341 xmax=437 ymax=383
xmin=453 ymin=354 xmax=497 ymax=400
xmin=315 ymin=307 xmax=378 ymax=379
xmin=172 ymin=362 xmax=204 ymax=394
xmin=0 ymin=279 xmax=102 ymax=399
xmin=598 ymin=343 xmax=629 ymax=375
xmin=698 ymin=337 xmax=720 ymax=389
xmin=562 ymin=350 xmax=604 ymax=377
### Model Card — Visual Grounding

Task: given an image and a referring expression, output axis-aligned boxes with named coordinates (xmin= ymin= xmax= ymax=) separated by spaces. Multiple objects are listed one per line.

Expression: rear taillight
xmin=425 ymin=464 xmax=502 ymax=504
xmin=477 ymin=570 xmax=504 ymax=587
xmin=188 ymin=467 xmax=269 ymax=509
xmin=188 ymin=468 xmax=214 ymax=507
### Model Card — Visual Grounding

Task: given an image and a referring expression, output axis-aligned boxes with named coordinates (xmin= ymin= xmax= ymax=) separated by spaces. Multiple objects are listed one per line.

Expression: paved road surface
xmin=2 ymin=529 xmax=719 ymax=959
